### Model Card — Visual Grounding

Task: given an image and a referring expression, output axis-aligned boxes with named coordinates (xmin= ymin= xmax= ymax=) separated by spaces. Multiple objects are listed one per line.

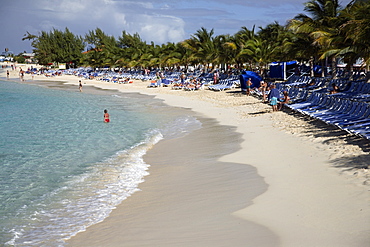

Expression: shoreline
xmin=1 ymin=67 xmax=370 ymax=246
xmin=67 ymin=116 xmax=280 ymax=246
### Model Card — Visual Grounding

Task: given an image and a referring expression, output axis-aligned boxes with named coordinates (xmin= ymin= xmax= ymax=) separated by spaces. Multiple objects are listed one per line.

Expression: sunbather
xmin=278 ymin=91 xmax=290 ymax=110
xmin=329 ymin=83 xmax=340 ymax=94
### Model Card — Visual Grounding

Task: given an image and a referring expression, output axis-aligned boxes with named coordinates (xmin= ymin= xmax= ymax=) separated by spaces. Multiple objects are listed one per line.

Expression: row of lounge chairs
xmin=208 ymin=78 xmax=238 ymax=91
xmin=282 ymin=76 xmax=341 ymax=91
xmin=171 ymin=82 xmax=204 ymax=91
xmin=283 ymin=75 xmax=313 ymax=87
xmin=62 ymin=68 xmax=245 ymax=92
xmin=286 ymin=92 xmax=370 ymax=140
xmin=276 ymin=75 xmax=370 ymax=140
xmin=146 ymin=75 xmax=239 ymax=91
xmin=147 ymin=79 xmax=204 ymax=91
xmin=330 ymin=80 xmax=370 ymax=102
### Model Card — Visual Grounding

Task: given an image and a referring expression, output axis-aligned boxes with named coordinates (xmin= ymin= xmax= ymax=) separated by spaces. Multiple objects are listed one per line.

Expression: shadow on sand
xmin=282 ymin=109 xmax=370 ymax=170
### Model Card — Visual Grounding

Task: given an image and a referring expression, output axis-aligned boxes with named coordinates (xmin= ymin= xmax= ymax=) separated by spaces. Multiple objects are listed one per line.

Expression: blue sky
xmin=0 ymin=0 xmax=352 ymax=54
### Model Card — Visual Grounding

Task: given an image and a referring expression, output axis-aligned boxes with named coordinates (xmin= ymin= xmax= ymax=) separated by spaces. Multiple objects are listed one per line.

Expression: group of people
xmin=269 ymin=85 xmax=290 ymax=111
xmin=5 ymin=65 xmax=38 ymax=81
xmin=258 ymin=81 xmax=290 ymax=111
xmin=5 ymin=67 xmax=25 ymax=81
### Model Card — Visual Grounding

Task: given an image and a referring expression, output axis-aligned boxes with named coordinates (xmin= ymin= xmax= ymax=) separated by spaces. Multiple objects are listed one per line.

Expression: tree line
xmin=23 ymin=0 xmax=370 ymax=76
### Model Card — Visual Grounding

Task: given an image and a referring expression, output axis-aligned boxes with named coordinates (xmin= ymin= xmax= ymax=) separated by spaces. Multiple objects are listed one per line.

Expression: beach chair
xmin=184 ymin=83 xmax=204 ymax=91
xmin=161 ymin=79 xmax=173 ymax=87
xmin=147 ymin=80 xmax=161 ymax=87
xmin=286 ymin=92 xmax=319 ymax=111
xmin=172 ymin=82 xmax=185 ymax=90
xmin=208 ymin=80 xmax=228 ymax=91
xmin=323 ymin=102 xmax=363 ymax=126
xmin=336 ymin=105 xmax=370 ymax=130
xmin=295 ymin=93 xmax=328 ymax=115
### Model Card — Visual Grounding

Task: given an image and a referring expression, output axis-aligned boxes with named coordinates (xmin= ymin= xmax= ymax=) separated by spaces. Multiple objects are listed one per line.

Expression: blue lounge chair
xmin=147 ymin=79 xmax=161 ymax=87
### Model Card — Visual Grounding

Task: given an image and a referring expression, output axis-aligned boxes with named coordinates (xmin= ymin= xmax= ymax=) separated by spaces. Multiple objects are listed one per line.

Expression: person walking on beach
xmin=268 ymin=84 xmax=280 ymax=112
xmin=79 ymin=80 xmax=83 ymax=92
xmin=6 ymin=70 xmax=9 ymax=79
xmin=104 ymin=109 xmax=110 ymax=123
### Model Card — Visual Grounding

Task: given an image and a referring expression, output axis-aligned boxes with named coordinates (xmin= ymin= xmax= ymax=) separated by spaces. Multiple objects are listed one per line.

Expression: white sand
xmin=2 ymin=66 xmax=370 ymax=246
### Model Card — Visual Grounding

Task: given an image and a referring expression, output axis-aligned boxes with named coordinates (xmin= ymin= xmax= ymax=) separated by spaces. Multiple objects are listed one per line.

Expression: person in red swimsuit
xmin=104 ymin=109 xmax=110 ymax=123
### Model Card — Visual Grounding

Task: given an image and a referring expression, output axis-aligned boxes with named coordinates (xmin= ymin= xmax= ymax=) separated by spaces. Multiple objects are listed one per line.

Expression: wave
xmin=6 ymin=130 xmax=163 ymax=247
xmin=159 ymin=115 xmax=202 ymax=139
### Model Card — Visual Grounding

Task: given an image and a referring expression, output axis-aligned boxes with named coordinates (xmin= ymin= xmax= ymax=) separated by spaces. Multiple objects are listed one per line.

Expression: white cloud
xmin=0 ymin=0 xmax=354 ymax=53
xmin=103 ymin=0 xmax=115 ymax=4
xmin=114 ymin=12 xmax=127 ymax=26
xmin=37 ymin=0 xmax=130 ymax=22
xmin=39 ymin=20 xmax=59 ymax=31
xmin=126 ymin=14 xmax=186 ymax=43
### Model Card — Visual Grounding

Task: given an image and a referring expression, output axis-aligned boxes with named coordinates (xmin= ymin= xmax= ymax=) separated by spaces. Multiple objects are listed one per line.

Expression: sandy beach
xmin=2 ymin=66 xmax=370 ymax=246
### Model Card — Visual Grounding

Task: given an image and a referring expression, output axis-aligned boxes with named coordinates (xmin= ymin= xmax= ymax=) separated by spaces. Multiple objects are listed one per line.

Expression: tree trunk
xmin=321 ymin=59 xmax=325 ymax=77
xmin=331 ymin=57 xmax=337 ymax=79
xmin=310 ymin=57 xmax=314 ymax=77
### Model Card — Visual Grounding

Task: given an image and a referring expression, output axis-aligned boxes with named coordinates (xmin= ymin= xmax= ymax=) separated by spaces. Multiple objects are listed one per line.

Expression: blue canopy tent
xmin=246 ymin=71 xmax=262 ymax=88
xmin=239 ymin=71 xmax=247 ymax=91
xmin=269 ymin=61 xmax=297 ymax=80
xmin=240 ymin=71 xmax=262 ymax=91
xmin=269 ymin=62 xmax=283 ymax=79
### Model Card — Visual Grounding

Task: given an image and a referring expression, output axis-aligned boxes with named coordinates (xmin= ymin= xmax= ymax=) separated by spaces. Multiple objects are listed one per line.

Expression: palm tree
xmin=243 ymin=37 xmax=277 ymax=74
xmin=83 ymin=28 xmax=119 ymax=68
xmin=338 ymin=0 xmax=370 ymax=72
xmin=181 ymin=27 xmax=217 ymax=70
xmin=258 ymin=22 xmax=295 ymax=61
xmin=288 ymin=0 xmax=343 ymax=77
xmin=215 ymin=34 xmax=238 ymax=71
xmin=234 ymin=26 xmax=256 ymax=69
xmin=176 ymin=42 xmax=197 ymax=69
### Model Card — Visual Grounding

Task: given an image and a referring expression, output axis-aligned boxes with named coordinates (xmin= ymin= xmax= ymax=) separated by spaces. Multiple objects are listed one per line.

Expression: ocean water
xmin=0 ymin=79 xmax=201 ymax=246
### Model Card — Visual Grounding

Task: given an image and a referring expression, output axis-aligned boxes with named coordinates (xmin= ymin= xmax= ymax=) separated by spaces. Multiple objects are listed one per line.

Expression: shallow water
xmin=0 ymin=79 xmax=201 ymax=246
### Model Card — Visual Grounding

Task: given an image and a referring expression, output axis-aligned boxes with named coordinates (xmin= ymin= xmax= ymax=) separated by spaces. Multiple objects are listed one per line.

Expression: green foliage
xmin=29 ymin=28 xmax=84 ymax=65
xmin=22 ymin=0 xmax=370 ymax=72
xmin=288 ymin=0 xmax=370 ymax=73
xmin=14 ymin=55 xmax=25 ymax=63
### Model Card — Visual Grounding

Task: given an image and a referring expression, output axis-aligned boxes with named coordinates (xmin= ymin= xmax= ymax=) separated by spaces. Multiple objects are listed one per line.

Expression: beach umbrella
xmin=244 ymin=71 xmax=262 ymax=88
xmin=239 ymin=71 xmax=247 ymax=90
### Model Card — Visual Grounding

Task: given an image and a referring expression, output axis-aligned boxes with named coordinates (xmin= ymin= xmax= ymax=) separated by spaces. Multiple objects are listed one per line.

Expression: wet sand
xmin=67 ymin=117 xmax=279 ymax=246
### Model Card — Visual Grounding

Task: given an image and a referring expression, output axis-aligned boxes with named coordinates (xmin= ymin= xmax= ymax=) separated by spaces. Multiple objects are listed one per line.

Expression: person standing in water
xmin=79 ymin=80 xmax=83 ymax=92
xmin=19 ymin=69 xmax=24 ymax=81
xmin=104 ymin=109 xmax=110 ymax=123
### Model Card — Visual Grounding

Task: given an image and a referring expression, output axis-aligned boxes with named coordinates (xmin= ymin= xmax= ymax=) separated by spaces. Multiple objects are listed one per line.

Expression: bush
xmin=15 ymin=56 xmax=26 ymax=63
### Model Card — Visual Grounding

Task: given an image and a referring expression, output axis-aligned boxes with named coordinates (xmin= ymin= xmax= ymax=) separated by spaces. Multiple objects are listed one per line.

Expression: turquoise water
xmin=0 ymin=79 xmax=201 ymax=246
